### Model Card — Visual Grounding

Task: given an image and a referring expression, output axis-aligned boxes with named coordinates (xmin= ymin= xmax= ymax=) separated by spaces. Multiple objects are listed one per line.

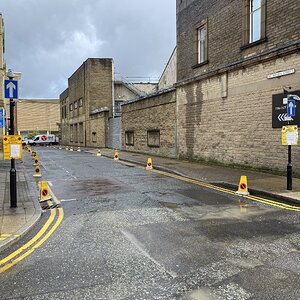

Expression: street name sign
xmin=4 ymin=80 xmax=18 ymax=99
xmin=272 ymin=91 xmax=300 ymax=128
xmin=0 ymin=108 xmax=4 ymax=128
xmin=3 ymin=135 xmax=23 ymax=160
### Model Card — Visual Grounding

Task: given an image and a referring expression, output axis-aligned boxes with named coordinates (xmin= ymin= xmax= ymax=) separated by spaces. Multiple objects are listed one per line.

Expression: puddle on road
xmin=160 ymin=199 xmax=277 ymax=221
xmin=180 ymin=287 xmax=218 ymax=300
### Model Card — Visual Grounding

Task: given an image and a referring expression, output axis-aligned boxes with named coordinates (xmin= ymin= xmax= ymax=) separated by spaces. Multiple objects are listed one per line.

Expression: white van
xmin=28 ymin=134 xmax=59 ymax=146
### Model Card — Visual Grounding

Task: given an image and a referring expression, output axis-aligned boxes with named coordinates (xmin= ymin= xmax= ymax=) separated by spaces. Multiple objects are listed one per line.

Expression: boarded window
xmin=92 ymin=132 xmax=97 ymax=143
xmin=79 ymin=123 xmax=84 ymax=143
xmin=125 ymin=131 xmax=134 ymax=146
xmin=147 ymin=130 xmax=160 ymax=148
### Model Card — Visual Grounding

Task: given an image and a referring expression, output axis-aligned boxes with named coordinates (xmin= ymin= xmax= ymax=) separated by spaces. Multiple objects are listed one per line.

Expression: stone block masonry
xmin=122 ymin=89 xmax=177 ymax=158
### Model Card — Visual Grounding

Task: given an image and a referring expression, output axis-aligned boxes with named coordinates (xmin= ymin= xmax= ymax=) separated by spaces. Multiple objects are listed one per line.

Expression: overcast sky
xmin=1 ymin=0 xmax=176 ymax=99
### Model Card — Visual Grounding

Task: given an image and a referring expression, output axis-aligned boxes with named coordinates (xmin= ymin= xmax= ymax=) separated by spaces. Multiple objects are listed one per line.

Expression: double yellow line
xmin=152 ymin=169 xmax=300 ymax=212
xmin=0 ymin=207 xmax=64 ymax=273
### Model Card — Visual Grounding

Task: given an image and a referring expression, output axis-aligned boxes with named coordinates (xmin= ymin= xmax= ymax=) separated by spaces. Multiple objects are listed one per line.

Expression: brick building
xmin=176 ymin=0 xmax=300 ymax=172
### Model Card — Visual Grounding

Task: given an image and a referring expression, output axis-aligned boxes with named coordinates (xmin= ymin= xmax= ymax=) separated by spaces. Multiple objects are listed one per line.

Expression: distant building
xmin=60 ymin=58 xmax=154 ymax=148
xmin=16 ymin=99 xmax=60 ymax=137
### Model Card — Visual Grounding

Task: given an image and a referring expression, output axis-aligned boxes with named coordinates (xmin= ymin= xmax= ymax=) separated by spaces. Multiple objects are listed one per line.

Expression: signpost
xmin=282 ymin=94 xmax=300 ymax=191
xmin=272 ymin=91 xmax=300 ymax=128
xmin=0 ymin=108 xmax=4 ymax=129
xmin=4 ymin=70 xmax=18 ymax=208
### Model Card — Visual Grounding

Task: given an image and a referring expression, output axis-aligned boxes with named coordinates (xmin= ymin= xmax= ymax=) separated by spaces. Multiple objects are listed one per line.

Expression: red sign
xmin=41 ymin=135 xmax=47 ymax=141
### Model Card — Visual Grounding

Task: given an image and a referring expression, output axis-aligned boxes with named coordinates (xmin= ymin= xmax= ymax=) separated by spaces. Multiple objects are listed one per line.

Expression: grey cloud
xmin=1 ymin=0 xmax=175 ymax=98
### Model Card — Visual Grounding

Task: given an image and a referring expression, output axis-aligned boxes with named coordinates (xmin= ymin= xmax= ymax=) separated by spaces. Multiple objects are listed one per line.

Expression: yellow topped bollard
xmin=96 ymin=149 xmax=102 ymax=156
xmin=39 ymin=181 xmax=51 ymax=202
xmin=33 ymin=165 xmax=42 ymax=177
xmin=33 ymin=155 xmax=39 ymax=166
xmin=70 ymin=147 xmax=73 ymax=152
xmin=236 ymin=176 xmax=250 ymax=195
xmin=114 ymin=151 xmax=119 ymax=160
xmin=146 ymin=158 xmax=153 ymax=170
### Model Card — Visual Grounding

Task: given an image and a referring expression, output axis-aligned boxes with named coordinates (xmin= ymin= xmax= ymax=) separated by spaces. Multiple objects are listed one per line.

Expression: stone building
xmin=16 ymin=99 xmax=60 ymax=136
xmin=0 ymin=14 xmax=5 ymax=149
xmin=60 ymin=58 xmax=153 ymax=148
xmin=121 ymin=48 xmax=177 ymax=157
xmin=175 ymin=0 xmax=300 ymax=172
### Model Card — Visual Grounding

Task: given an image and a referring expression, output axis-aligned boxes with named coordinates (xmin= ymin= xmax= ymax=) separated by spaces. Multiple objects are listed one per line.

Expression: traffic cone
xmin=96 ymin=149 xmax=102 ymax=156
xmin=236 ymin=176 xmax=250 ymax=195
xmin=59 ymin=146 xmax=62 ymax=150
xmin=114 ymin=151 xmax=119 ymax=160
xmin=70 ymin=147 xmax=73 ymax=152
xmin=39 ymin=181 xmax=51 ymax=202
xmin=33 ymin=165 xmax=42 ymax=177
xmin=77 ymin=147 xmax=81 ymax=152
xmin=31 ymin=151 xmax=36 ymax=157
xmin=146 ymin=158 xmax=153 ymax=170
xmin=33 ymin=155 xmax=39 ymax=166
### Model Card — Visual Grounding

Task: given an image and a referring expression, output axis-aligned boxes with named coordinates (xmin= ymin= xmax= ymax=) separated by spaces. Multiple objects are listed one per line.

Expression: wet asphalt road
xmin=0 ymin=148 xmax=299 ymax=300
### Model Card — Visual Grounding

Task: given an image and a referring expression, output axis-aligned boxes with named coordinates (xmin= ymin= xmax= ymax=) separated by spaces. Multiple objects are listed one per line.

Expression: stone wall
xmin=122 ymin=89 xmax=177 ymax=157
xmin=87 ymin=111 xmax=109 ymax=148
xmin=177 ymin=52 xmax=300 ymax=172
xmin=176 ymin=0 xmax=300 ymax=81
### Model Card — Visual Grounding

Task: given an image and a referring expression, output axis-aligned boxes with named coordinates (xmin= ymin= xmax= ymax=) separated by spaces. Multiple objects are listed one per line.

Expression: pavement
xmin=0 ymin=152 xmax=41 ymax=251
xmin=1 ymin=145 xmax=300 ymax=252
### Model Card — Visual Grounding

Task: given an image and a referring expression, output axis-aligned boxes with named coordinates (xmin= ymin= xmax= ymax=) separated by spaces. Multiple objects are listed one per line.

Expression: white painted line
xmin=61 ymin=198 xmax=77 ymax=202
xmin=48 ymin=181 xmax=53 ymax=187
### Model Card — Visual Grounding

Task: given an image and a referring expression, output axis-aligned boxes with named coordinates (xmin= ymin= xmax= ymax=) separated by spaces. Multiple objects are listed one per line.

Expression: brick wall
xmin=87 ymin=111 xmax=108 ymax=148
xmin=122 ymin=89 xmax=177 ymax=157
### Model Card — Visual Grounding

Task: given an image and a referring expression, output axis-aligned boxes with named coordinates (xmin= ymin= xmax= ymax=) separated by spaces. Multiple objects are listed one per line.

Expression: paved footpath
xmin=0 ymin=153 xmax=41 ymax=250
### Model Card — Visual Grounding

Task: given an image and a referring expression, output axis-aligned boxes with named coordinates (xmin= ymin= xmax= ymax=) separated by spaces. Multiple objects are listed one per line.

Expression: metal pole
xmin=287 ymin=145 xmax=292 ymax=190
xmin=9 ymin=73 xmax=17 ymax=208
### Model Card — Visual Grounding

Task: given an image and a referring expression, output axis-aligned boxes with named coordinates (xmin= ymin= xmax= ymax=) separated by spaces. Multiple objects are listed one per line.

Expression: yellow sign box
xmin=282 ymin=125 xmax=298 ymax=146
xmin=3 ymin=135 xmax=23 ymax=160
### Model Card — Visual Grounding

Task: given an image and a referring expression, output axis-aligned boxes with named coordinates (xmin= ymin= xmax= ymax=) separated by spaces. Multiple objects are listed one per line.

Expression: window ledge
xmin=240 ymin=37 xmax=267 ymax=51
xmin=192 ymin=60 xmax=209 ymax=69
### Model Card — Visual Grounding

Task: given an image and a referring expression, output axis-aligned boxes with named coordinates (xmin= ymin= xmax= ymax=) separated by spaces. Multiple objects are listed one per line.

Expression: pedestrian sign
xmin=4 ymin=80 xmax=18 ymax=99
xmin=287 ymin=100 xmax=295 ymax=117
xmin=282 ymin=125 xmax=298 ymax=146
xmin=0 ymin=108 xmax=4 ymax=128
xmin=3 ymin=135 xmax=23 ymax=160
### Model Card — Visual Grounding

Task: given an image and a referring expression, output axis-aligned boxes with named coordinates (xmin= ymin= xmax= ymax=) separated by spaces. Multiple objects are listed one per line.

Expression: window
xmin=70 ymin=103 xmax=73 ymax=111
xmin=242 ymin=0 xmax=266 ymax=47
xmin=197 ymin=26 xmax=207 ymax=64
xmin=74 ymin=101 xmax=78 ymax=109
xmin=147 ymin=130 xmax=160 ymax=148
xmin=70 ymin=125 xmax=73 ymax=142
xmin=125 ymin=131 xmax=134 ymax=146
xmin=250 ymin=0 xmax=261 ymax=43
xmin=79 ymin=98 xmax=83 ymax=107
xmin=92 ymin=132 xmax=97 ymax=143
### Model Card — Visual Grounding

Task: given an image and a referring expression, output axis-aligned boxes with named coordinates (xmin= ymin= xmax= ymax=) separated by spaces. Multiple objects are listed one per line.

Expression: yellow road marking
xmin=152 ymin=169 xmax=300 ymax=212
xmin=0 ymin=209 xmax=56 ymax=266
xmin=1 ymin=234 xmax=12 ymax=237
xmin=0 ymin=208 xmax=64 ymax=273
